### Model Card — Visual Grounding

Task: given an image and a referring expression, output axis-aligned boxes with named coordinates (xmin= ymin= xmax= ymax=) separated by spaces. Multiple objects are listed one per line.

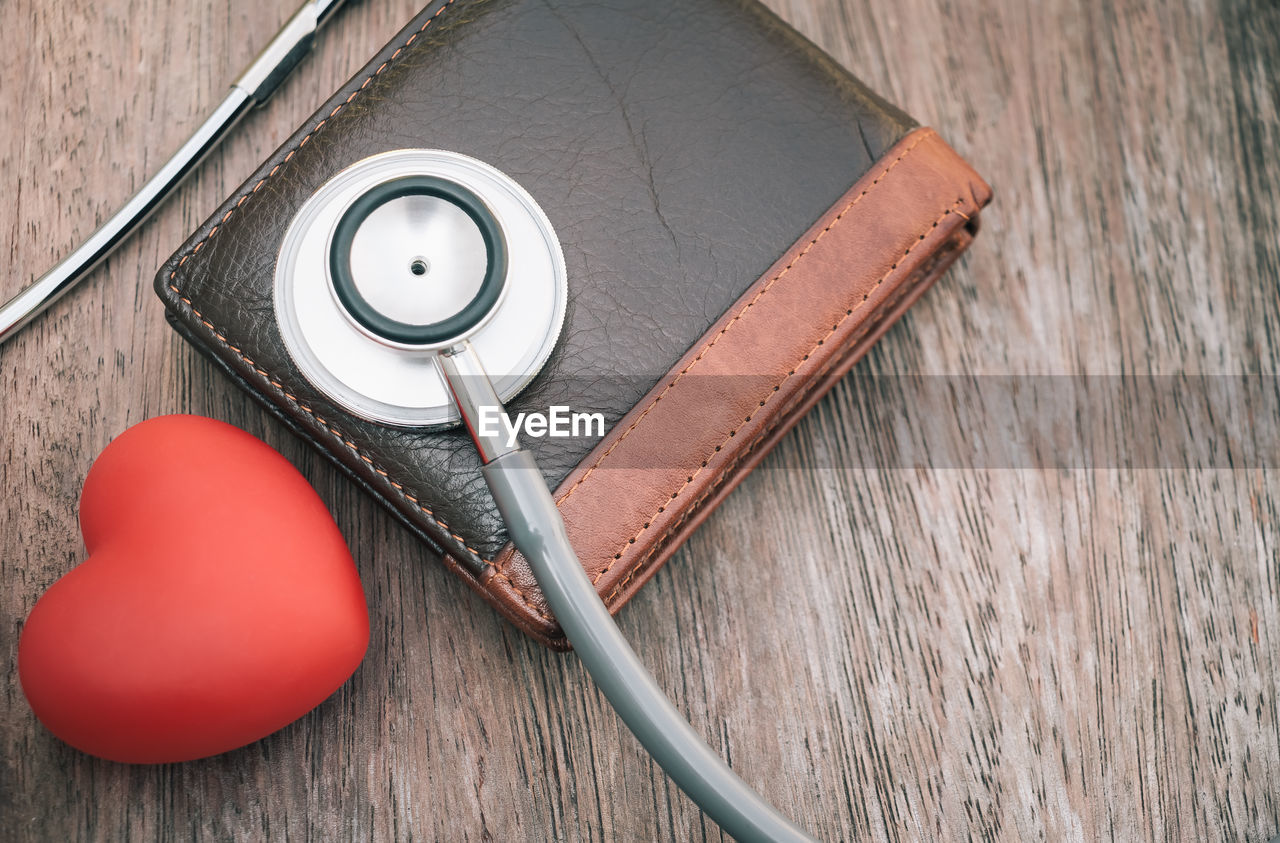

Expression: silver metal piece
xmin=436 ymin=343 xmax=518 ymax=463
xmin=274 ymin=149 xmax=568 ymax=428
xmin=234 ymin=1 xmax=327 ymax=103
xmin=0 ymin=0 xmax=348 ymax=348
xmin=343 ymin=193 xmax=489 ymax=328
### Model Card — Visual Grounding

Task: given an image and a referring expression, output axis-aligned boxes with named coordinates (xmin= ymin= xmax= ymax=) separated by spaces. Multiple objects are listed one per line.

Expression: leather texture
xmin=156 ymin=0 xmax=990 ymax=647
xmin=490 ymin=129 xmax=991 ymax=643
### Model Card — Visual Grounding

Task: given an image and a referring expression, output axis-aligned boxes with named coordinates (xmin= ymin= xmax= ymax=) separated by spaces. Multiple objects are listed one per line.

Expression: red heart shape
xmin=18 ymin=415 xmax=369 ymax=763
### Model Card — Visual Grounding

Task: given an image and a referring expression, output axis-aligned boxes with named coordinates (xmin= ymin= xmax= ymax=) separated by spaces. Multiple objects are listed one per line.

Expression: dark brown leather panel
xmin=488 ymin=128 xmax=992 ymax=645
xmin=154 ymin=0 xmax=989 ymax=645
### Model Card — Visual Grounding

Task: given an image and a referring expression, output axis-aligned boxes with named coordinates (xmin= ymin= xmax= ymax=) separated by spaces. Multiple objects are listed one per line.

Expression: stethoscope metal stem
xmin=0 ymin=0 xmax=349 ymax=348
xmin=436 ymin=343 xmax=519 ymax=464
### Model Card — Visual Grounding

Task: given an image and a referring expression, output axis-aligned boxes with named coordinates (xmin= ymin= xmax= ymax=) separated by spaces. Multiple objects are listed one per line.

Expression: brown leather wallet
xmin=156 ymin=0 xmax=991 ymax=648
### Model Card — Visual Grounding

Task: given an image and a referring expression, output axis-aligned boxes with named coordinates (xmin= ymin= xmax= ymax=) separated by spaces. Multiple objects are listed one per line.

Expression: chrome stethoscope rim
xmin=273 ymin=148 xmax=568 ymax=428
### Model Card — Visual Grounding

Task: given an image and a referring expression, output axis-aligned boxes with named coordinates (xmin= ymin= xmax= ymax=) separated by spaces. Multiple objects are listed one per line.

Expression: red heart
xmin=18 ymin=415 xmax=369 ymax=763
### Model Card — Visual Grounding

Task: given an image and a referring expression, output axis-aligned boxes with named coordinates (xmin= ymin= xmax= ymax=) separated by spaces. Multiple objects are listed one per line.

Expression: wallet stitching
xmin=587 ymin=198 xmax=970 ymax=592
xmin=606 ymin=273 xmax=925 ymax=602
xmin=158 ymin=299 xmax=483 ymax=550
xmin=601 ymin=225 xmax=969 ymax=606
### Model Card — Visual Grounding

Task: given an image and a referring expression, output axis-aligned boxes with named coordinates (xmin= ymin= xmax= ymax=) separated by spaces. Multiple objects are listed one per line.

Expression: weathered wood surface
xmin=2 ymin=0 xmax=1277 ymax=839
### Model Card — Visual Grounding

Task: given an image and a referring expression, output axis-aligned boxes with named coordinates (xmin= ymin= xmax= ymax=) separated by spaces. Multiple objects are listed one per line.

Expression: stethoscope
xmin=273 ymin=149 xmax=814 ymax=842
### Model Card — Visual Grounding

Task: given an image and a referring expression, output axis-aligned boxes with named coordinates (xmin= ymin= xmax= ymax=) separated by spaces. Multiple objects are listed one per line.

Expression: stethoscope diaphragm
xmin=328 ymin=174 xmax=508 ymax=347
xmin=273 ymin=149 xmax=567 ymax=427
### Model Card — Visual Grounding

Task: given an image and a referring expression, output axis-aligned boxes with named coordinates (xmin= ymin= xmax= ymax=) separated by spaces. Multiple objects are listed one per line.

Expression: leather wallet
xmin=156 ymin=0 xmax=992 ymax=647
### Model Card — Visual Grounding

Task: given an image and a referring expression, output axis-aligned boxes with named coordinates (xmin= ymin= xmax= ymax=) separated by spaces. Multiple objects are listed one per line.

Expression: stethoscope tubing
xmin=482 ymin=449 xmax=814 ymax=843
xmin=439 ymin=349 xmax=811 ymax=840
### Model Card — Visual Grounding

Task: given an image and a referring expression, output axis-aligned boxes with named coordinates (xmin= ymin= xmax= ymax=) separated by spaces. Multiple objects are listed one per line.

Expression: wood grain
xmin=2 ymin=0 xmax=1278 ymax=840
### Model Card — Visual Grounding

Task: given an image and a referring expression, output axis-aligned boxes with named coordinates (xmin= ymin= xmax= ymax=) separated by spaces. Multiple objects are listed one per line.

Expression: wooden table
xmin=3 ymin=0 xmax=1277 ymax=839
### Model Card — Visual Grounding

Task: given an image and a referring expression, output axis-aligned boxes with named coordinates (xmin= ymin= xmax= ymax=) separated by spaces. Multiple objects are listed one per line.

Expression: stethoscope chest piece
xmin=274 ymin=149 xmax=567 ymax=427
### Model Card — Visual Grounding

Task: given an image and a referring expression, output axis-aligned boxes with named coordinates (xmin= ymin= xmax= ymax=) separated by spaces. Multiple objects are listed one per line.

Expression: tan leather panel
xmin=482 ymin=127 xmax=993 ymax=646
